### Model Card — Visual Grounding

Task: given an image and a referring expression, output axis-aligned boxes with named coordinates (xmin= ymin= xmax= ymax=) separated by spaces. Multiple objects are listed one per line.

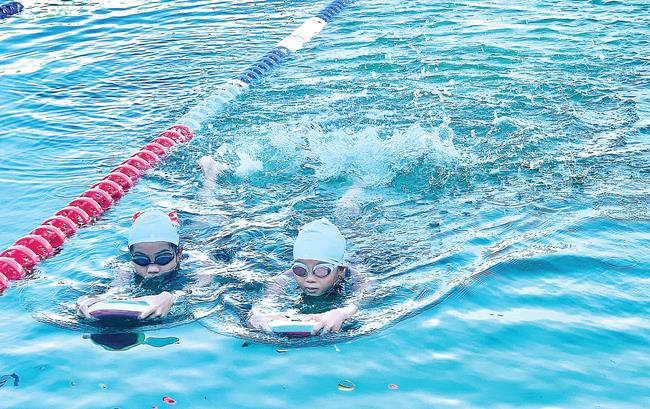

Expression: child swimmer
xmin=248 ymin=218 xmax=370 ymax=334
xmin=76 ymin=209 xmax=211 ymax=320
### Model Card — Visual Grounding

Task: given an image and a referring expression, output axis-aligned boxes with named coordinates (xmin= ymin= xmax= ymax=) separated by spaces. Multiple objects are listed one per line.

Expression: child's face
xmin=293 ymin=258 xmax=343 ymax=297
xmin=130 ymin=241 xmax=180 ymax=279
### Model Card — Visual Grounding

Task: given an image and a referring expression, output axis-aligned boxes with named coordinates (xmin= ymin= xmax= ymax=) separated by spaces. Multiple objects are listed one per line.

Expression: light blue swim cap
xmin=293 ymin=218 xmax=346 ymax=265
xmin=128 ymin=209 xmax=180 ymax=247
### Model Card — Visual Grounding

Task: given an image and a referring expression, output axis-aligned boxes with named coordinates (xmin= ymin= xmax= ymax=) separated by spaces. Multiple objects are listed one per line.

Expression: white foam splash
xmin=234 ymin=150 xmax=263 ymax=177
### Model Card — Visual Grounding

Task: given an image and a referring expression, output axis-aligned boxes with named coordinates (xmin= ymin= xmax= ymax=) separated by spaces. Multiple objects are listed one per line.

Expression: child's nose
xmin=147 ymin=264 xmax=160 ymax=274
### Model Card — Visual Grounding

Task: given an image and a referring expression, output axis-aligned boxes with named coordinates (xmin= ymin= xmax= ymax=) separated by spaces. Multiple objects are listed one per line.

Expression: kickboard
xmin=88 ymin=300 xmax=150 ymax=319
xmin=269 ymin=319 xmax=318 ymax=337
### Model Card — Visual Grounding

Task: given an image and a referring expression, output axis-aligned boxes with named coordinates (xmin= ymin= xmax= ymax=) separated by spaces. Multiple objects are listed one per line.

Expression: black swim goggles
xmin=130 ymin=251 xmax=176 ymax=267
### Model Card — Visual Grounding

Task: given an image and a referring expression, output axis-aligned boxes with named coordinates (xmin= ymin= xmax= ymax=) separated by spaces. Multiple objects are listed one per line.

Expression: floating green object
xmin=337 ymin=380 xmax=355 ymax=392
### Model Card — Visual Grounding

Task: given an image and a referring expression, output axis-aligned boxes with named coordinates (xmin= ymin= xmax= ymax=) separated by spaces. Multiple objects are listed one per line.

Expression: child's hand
xmin=76 ymin=295 xmax=105 ymax=319
xmin=247 ymin=312 xmax=287 ymax=332
xmin=137 ymin=291 xmax=175 ymax=319
xmin=309 ymin=305 xmax=358 ymax=334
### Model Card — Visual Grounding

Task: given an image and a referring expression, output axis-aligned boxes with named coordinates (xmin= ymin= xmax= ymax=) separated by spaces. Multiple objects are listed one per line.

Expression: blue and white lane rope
xmin=0 ymin=1 xmax=23 ymax=19
xmin=178 ymin=0 xmax=356 ymax=132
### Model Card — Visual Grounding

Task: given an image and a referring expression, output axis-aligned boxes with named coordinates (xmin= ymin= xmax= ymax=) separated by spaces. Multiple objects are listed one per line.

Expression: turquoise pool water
xmin=1 ymin=0 xmax=649 ymax=407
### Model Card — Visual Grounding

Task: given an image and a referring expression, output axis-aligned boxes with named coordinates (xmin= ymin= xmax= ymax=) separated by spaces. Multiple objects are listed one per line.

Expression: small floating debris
xmin=0 ymin=373 xmax=19 ymax=388
xmin=334 ymin=345 xmax=341 ymax=352
xmin=99 ymin=383 xmax=107 ymax=389
xmin=337 ymin=380 xmax=355 ymax=392
xmin=276 ymin=348 xmax=289 ymax=353
xmin=162 ymin=396 xmax=176 ymax=405
xmin=242 ymin=342 xmax=250 ymax=348
xmin=388 ymin=384 xmax=399 ymax=390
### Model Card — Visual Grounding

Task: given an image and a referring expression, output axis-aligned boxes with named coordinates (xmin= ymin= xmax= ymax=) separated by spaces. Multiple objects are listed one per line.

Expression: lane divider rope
xmin=0 ymin=1 xmax=23 ymax=19
xmin=0 ymin=0 xmax=356 ymax=294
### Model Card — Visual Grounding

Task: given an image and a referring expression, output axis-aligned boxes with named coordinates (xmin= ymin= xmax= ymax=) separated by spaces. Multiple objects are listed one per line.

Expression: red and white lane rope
xmin=0 ymin=0 xmax=357 ymax=294
xmin=0 ymin=125 xmax=193 ymax=293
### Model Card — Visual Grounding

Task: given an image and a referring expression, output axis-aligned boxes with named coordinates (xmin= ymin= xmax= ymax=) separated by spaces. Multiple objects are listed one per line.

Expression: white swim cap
xmin=128 ymin=209 xmax=180 ymax=247
xmin=293 ymin=218 xmax=346 ymax=265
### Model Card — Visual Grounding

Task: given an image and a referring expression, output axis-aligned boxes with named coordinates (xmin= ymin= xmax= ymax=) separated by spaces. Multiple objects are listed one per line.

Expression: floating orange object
xmin=388 ymin=383 xmax=398 ymax=390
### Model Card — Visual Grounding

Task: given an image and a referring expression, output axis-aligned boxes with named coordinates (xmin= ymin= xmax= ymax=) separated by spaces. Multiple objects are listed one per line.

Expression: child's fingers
xmin=155 ymin=306 xmax=165 ymax=318
xmin=78 ymin=304 xmax=90 ymax=318
xmin=139 ymin=305 xmax=157 ymax=319
xmin=311 ymin=320 xmax=325 ymax=335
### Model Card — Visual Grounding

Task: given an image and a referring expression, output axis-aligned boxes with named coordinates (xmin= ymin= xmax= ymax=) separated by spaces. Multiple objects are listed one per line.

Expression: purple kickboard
xmin=88 ymin=300 xmax=149 ymax=319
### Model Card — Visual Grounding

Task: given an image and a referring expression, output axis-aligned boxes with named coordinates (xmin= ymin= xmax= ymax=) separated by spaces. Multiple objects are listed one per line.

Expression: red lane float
xmin=169 ymin=125 xmax=194 ymax=141
xmin=152 ymin=136 xmax=176 ymax=148
xmin=15 ymin=235 xmax=54 ymax=259
xmin=133 ymin=150 xmax=160 ymax=165
xmin=0 ymin=124 xmax=195 ymax=294
xmin=1 ymin=246 xmax=39 ymax=271
xmin=0 ymin=257 xmax=26 ymax=280
xmin=142 ymin=142 xmax=168 ymax=156
xmin=122 ymin=156 xmax=152 ymax=172
xmin=159 ymin=130 xmax=185 ymax=143
xmin=0 ymin=273 xmax=7 ymax=293
xmin=44 ymin=215 xmax=78 ymax=237
xmin=69 ymin=197 xmax=103 ymax=219
xmin=81 ymin=188 xmax=114 ymax=210
xmin=32 ymin=225 xmax=66 ymax=249
xmin=92 ymin=180 xmax=124 ymax=200
xmin=104 ymin=172 xmax=134 ymax=191
xmin=111 ymin=164 xmax=140 ymax=182
xmin=56 ymin=206 xmax=91 ymax=227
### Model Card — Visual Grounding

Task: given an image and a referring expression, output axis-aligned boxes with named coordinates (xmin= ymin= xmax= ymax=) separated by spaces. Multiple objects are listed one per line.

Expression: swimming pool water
xmin=1 ymin=0 xmax=649 ymax=407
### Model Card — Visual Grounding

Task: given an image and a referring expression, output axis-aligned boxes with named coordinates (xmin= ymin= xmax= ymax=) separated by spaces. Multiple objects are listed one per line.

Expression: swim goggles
xmin=291 ymin=261 xmax=337 ymax=278
xmin=131 ymin=251 xmax=176 ymax=267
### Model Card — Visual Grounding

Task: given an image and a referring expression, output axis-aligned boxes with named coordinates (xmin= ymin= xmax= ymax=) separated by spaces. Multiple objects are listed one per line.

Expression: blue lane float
xmin=0 ymin=0 xmax=357 ymax=293
xmin=0 ymin=1 xmax=23 ymax=19
xmin=178 ymin=0 xmax=357 ymax=131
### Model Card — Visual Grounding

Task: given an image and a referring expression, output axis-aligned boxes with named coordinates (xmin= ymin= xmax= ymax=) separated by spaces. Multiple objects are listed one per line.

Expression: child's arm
xmin=305 ymin=268 xmax=373 ymax=334
xmin=76 ymin=263 xmax=183 ymax=320
xmin=306 ymin=304 xmax=358 ymax=334
xmin=197 ymin=155 xmax=228 ymax=196
xmin=247 ymin=271 xmax=294 ymax=331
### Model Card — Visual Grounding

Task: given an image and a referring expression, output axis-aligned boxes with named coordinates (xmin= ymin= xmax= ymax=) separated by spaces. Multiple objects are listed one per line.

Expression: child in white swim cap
xmin=76 ymin=209 xmax=191 ymax=320
xmin=248 ymin=218 xmax=369 ymax=334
